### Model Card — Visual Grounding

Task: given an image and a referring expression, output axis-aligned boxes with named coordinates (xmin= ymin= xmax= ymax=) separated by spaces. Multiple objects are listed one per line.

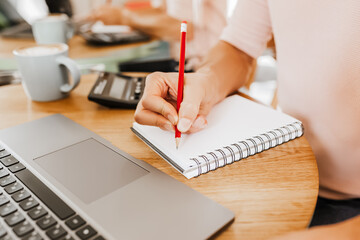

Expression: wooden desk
xmin=0 ymin=35 xmax=148 ymax=59
xmin=0 ymin=37 xmax=319 ymax=240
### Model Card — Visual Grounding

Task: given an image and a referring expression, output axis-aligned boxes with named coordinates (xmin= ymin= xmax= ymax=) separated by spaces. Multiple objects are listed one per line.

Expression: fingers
xmin=141 ymin=72 xmax=179 ymax=124
xmin=134 ymin=72 xmax=212 ymax=134
xmin=134 ymin=72 xmax=179 ymax=129
xmin=141 ymin=95 xmax=178 ymax=125
xmin=134 ymin=105 xmax=175 ymax=132
xmin=186 ymin=115 xmax=208 ymax=133
xmin=177 ymin=81 xmax=205 ymax=132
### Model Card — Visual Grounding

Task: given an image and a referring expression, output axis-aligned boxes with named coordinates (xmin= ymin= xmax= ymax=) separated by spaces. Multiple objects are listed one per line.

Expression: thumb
xmin=177 ymin=84 xmax=204 ymax=132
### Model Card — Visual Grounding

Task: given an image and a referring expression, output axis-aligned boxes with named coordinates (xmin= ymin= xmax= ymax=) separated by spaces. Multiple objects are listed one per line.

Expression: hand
xmin=134 ymin=71 xmax=221 ymax=133
xmin=270 ymin=216 xmax=360 ymax=240
xmin=88 ymin=3 xmax=125 ymax=25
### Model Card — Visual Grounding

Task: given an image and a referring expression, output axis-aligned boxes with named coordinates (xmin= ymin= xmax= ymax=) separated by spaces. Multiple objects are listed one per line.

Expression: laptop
xmin=0 ymin=114 xmax=234 ymax=239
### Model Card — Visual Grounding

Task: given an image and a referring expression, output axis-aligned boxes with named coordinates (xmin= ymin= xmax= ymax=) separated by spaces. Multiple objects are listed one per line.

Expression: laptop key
xmin=46 ymin=225 xmax=67 ymax=240
xmin=65 ymin=215 xmax=85 ymax=230
xmin=0 ymin=224 xmax=7 ymax=238
xmin=93 ymin=236 xmax=105 ymax=240
xmin=0 ymin=151 xmax=10 ymax=159
xmin=0 ymin=145 xmax=4 ymax=152
xmin=0 ymin=235 xmax=12 ymax=240
xmin=36 ymin=215 xmax=57 ymax=230
xmin=4 ymin=182 xmax=23 ymax=194
xmin=13 ymin=221 xmax=33 ymax=237
xmin=28 ymin=206 xmax=47 ymax=220
xmin=4 ymin=211 xmax=25 ymax=226
xmin=59 ymin=235 xmax=74 ymax=240
xmin=0 ymin=203 xmax=17 ymax=217
xmin=20 ymin=197 xmax=39 ymax=211
xmin=15 ymin=169 xmax=75 ymax=220
xmin=76 ymin=225 xmax=97 ymax=240
xmin=0 ymin=156 xmax=18 ymax=167
xmin=0 ymin=169 xmax=9 ymax=179
xmin=9 ymin=163 xmax=25 ymax=173
xmin=0 ymin=195 xmax=9 ymax=206
xmin=0 ymin=176 xmax=15 ymax=187
xmin=11 ymin=190 xmax=31 ymax=202
xmin=22 ymin=231 xmax=42 ymax=240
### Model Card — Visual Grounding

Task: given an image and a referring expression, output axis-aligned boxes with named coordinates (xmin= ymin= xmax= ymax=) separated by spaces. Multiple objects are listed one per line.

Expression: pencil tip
xmin=176 ymin=138 xmax=180 ymax=149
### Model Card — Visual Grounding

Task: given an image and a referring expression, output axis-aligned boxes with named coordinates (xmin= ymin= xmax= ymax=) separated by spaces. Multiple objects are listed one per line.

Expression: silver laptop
xmin=0 ymin=114 xmax=234 ymax=240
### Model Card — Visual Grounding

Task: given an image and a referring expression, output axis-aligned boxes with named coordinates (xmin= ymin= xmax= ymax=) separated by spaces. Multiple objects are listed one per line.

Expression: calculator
xmin=88 ymin=72 xmax=145 ymax=108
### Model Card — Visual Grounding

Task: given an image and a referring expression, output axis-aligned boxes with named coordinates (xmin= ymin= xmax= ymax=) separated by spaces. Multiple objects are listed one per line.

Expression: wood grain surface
xmin=0 ymin=36 xmax=318 ymax=239
xmin=0 ymin=35 xmax=148 ymax=59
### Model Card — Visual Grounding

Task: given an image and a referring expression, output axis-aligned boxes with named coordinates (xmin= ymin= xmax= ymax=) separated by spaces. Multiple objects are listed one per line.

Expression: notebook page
xmin=132 ymin=95 xmax=300 ymax=172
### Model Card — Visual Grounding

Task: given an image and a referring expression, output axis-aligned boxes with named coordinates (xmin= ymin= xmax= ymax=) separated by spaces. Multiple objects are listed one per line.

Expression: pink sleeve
xmin=166 ymin=0 xmax=193 ymax=21
xmin=221 ymin=0 xmax=273 ymax=58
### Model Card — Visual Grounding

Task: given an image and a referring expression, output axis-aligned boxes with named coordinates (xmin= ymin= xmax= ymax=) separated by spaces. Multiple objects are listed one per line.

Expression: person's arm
xmin=134 ymin=40 xmax=254 ymax=133
xmin=122 ymin=7 xmax=194 ymax=41
xmin=270 ymin=215 xmax=360 ymax=240
xmin=88 ymin=4 xmax=194 ymax=40
xmin=134 ymin=0 xmax=271 ymax=132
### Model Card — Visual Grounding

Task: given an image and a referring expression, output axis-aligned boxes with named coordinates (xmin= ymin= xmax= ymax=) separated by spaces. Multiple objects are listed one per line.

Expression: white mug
xmin=13 ymin=43 xmax=81 ymax=102
xmin=32 ymin=14 xmax=74 ymax=44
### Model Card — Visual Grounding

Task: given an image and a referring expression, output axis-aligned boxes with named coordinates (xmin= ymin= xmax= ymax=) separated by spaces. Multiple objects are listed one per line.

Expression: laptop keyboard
xmin=0 ymin=145 xmax=105 ymax=240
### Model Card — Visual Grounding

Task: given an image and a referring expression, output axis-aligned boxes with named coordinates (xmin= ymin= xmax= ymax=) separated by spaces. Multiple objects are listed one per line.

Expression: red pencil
xmin=175 ymin=21 xmax=187 ymax=149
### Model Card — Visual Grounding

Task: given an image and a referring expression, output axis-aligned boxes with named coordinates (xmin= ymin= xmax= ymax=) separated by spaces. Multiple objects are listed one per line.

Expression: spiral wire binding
xmin=190 ymin=122 xmax=303 ymax=177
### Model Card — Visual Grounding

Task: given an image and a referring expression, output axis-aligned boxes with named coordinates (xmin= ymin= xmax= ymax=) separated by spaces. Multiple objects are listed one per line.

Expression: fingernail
xmin=167 ymin=114 xmax=178 ymax=125
xmin=192 ymin=117 xmax=207 ymax=129
xmin=177 ymin=118 xmax=192 ymax=132
xmin=163 ymin=122 xmax=174 ymax=132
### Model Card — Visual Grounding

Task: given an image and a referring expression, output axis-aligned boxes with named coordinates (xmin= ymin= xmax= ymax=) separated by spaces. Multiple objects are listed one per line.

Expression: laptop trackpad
xmin=34 ymin=138 xmax=149 ymax=204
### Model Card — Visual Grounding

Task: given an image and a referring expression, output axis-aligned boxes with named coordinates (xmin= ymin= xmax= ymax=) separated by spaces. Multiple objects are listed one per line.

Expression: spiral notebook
xmin=131 ymin=95 xmax=303 ymax=179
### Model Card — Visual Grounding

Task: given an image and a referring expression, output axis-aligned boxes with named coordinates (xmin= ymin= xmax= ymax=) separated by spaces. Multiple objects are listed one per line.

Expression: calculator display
xmin=108 ymin=77 xmax=127 ymax=99
xmin=88 ymin=72 xmax=145 ymax=108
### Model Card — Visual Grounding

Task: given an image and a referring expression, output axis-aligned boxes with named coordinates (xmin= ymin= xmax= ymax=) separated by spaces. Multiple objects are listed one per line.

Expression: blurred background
xmin=0 ymin=0 xmax=277 ymax=106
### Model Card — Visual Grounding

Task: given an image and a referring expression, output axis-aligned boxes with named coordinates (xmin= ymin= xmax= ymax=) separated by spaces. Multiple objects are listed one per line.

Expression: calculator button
xmin=0 ymin=156 xmax=18 ymax=167
xmin=20 ymin=198 xmax=39 ymax=211
xmin=4 ymin=182 xmax=23 ymax=194
xmin=9 ymin=163 xmax=25 ymax=173
xmin=76 ymin=225 xmax=97 ymax=240
xmin=12 ymin=190 xmax=31 ymax=202
xmin=5 ymin=211 xmax=25 ymax=226
xmin=0 ymin=203 xmax=17 ymax=217
xmin=28 ymin=206 xmax=47 ymax=220
xmin=36 ymin=215 xmax=57 ymax=230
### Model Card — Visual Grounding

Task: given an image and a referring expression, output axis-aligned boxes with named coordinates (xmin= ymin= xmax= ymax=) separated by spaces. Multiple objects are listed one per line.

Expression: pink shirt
xmin=221 ymin=0 xmax=360 ymax=199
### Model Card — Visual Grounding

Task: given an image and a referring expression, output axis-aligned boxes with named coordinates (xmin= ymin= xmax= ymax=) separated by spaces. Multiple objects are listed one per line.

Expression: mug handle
xmin=56 ymin=56 xmax=81 ymax=93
